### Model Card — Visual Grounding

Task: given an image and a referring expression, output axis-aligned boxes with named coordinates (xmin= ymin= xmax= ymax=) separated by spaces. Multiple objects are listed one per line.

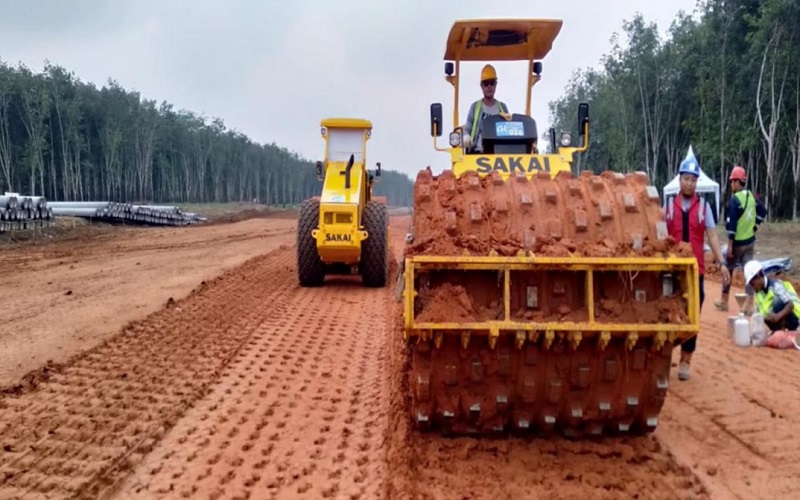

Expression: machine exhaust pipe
xmin=344 ymin=154 xmax=354 ymax=189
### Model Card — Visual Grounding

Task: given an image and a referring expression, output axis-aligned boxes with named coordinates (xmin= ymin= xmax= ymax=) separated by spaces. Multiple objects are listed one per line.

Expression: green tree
xmin=0 ymin=59 xmax=415 ymax=207
xmin=549 ymin=0 xmax=800 ymax=220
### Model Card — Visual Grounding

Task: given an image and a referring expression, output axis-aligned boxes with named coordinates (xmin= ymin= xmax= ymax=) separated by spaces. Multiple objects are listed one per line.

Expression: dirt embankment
xmin=0 ymin=247 xmax=300 ymax=498
xmin=0 ymin=216 xmax=296 ymax=389
xmin=0 ymin=230 xmax=404 ymax=499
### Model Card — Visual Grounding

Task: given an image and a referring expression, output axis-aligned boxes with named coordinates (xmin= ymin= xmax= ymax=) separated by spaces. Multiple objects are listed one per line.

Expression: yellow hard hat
xmin=481 ymin=64 xmax=497 ymax=82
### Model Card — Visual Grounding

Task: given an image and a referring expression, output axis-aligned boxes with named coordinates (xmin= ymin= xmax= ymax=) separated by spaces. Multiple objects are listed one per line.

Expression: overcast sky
xmin=0 ymin=0 xmax=699 ymax=179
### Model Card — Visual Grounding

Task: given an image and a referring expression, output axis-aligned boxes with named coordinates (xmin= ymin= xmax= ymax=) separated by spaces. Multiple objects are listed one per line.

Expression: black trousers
xmin=682 ymin=275 xmax=705 ymax=354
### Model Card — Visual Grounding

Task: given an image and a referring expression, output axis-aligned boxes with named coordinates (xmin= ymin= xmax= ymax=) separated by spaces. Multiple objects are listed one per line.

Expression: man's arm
xmin=464 ymin=102 xmax=475 ymax=135
xmin=705 ymin=202 xmax=730 ymax=284
xmin=725 ymin=195 xmax=740 ymax=239
xmin=771 ymin=301 xmax=794 ymax=322
xmin=755 ymin=196 xmax=768 ymax=226
xmin=461 ymin=102 xmax=475 ymax=149
xmin=725 ymin=195 xmax=740 ymax=254
xmin=766 ymin=281 xmax=795 ymax=322
xmin=707 ymin=229 xmax=727 ymax=266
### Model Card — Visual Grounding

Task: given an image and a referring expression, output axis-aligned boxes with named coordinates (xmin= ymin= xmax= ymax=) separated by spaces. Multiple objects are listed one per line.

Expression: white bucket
xmin=734 ymin=316 xmax=751 ymax=347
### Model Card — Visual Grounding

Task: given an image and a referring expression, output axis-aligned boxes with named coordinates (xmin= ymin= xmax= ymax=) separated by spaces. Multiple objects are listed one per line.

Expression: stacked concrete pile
xmin=47 ymin=201 xmax=205 ymax=226
xmin=0 ymin=192 xmax=54 ymax=233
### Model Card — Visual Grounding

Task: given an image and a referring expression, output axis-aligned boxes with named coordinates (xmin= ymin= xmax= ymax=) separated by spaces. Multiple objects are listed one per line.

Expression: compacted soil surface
xmin=0 ymin=199 xmax=798 ymax=499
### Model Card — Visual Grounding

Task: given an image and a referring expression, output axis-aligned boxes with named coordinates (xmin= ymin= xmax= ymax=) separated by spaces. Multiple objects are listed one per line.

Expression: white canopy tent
xmin=662 ymin=169 xmax=721 ymax=222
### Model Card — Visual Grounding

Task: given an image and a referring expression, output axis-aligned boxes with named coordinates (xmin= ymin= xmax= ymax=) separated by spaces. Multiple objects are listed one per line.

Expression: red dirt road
xmin=657 ymin=296 xmax=800 ymax=500
xmin=117 ymin=259 xmax=394 ymax=499
xmin=0 ymin=213 xmax=799 ymax=499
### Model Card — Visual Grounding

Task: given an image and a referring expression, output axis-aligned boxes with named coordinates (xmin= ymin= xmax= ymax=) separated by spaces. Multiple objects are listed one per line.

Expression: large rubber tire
xmin=360 ymin=200 xmax=388 ymax=287
xmin=296 ymin=198 xmax=325 ymax=287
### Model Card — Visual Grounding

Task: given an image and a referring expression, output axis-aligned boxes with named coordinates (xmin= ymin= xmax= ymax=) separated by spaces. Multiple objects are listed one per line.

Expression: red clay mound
xmin=406 ymin=167 xmax=692 ymax=259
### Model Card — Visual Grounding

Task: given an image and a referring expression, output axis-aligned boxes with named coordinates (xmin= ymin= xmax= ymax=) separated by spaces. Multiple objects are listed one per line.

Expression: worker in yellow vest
xmin=744 ymin=260 xmax=800 ymax=332
xmin=715 ymin=165 xmax=767 ymax=314
xmin=462 ymin=64 xmax=510 ymax=154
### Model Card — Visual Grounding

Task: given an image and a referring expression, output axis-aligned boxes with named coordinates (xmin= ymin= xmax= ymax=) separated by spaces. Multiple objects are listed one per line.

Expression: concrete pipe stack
xmin=0 ymin=192 xmax=55 ymax=233
xmin=47 ymin=201 xmax=206 ymax=226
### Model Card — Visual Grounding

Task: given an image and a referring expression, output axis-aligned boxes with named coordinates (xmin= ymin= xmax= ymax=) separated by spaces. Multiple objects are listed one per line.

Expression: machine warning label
xmin=475 ymin=156 xmax=552 ymax=174
xmin=325 ymin=233 xmax=352 ymax=242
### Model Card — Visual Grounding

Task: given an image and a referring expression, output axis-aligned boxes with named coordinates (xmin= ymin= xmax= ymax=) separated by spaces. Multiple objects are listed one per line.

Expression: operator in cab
xmin=462 ymin=64 xmax=510 ymax=154
xmin=664 ymin=149 xmax=729 ymax=381
xmin=744 ymin=260 xmax=800 ymax=333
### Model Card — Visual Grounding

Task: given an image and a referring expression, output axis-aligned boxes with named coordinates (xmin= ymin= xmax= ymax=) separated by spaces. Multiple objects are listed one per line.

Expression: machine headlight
xmin=320 ymin=126 xmax=327 ymax=136
xmin=449 ymin=131 xmax=462 ymax=147
xmin=560 ymin=132 xmax=572 ymax=147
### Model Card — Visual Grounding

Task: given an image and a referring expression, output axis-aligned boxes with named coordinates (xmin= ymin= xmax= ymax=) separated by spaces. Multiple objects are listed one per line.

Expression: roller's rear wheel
xmin=360 ymin=201 xmax=388 ymax=287
xmin=297 ymin=198 xmax=325 ymax=287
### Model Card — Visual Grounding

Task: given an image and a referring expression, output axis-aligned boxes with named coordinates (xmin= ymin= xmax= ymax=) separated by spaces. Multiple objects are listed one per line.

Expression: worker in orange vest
xmin=714 ymin=165 xmax=767 ymax=314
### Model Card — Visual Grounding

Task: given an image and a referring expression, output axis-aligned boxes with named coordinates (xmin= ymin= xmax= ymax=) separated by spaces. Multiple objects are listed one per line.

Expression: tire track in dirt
xmin=656 ymin=315 xmax=800 ymax=499
xmin=0 ymin=246 xmax=297 ymax=499
xmin=115 ymin=274 xmax=394 ymax=499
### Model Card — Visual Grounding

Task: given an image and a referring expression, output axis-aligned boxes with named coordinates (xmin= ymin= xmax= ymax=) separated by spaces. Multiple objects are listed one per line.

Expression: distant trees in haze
xmin=0 ymin=60 xmax=414 ymax=207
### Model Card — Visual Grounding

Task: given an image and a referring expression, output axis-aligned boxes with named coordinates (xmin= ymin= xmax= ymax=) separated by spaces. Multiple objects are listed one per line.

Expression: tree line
xmin=0 ymin=60 xmax=414 ymax=207
xmin=549 ymin=0 xmax=800 ymax=220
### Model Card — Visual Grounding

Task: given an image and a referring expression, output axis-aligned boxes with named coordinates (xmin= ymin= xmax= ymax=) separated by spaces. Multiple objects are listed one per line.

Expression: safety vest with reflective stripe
xmin=469 ymin=99 xmax=509 ymax=143
xmin=733 ymin=190 xmax=756 ymax=242
xmin=755 ymin=278 xmax=800 ymax=318
xmin=665 ymin=194 xmax=708 ymax=274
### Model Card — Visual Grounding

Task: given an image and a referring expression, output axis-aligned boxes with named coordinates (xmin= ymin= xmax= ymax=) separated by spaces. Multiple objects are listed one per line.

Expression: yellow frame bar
xmin=406 ymin=255 xmax=698 ymax=266
xmin=403 ymin=255 xmax=701 ymax=336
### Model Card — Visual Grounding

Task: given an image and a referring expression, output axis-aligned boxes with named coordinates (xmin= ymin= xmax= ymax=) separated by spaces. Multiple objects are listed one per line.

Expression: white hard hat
xmin=744 ymin=260 xmax=763 ymax=284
